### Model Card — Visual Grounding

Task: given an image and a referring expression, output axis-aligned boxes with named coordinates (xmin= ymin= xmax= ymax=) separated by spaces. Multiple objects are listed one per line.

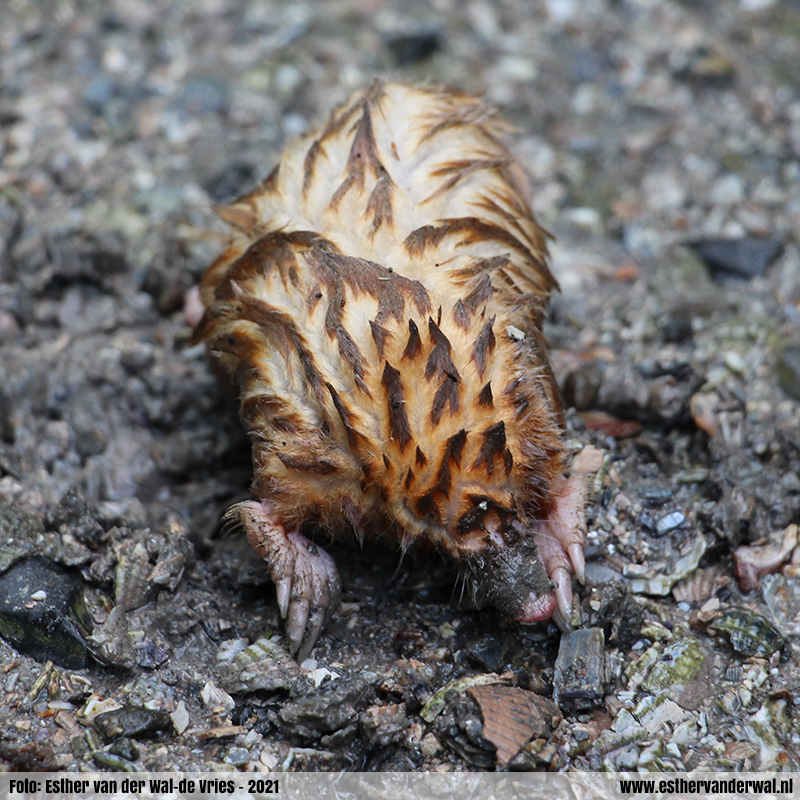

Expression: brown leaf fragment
xmin=580 ymin=411 xmax=642 ymax=439
xmin=468 ymin=685 xmax=560 ymax=769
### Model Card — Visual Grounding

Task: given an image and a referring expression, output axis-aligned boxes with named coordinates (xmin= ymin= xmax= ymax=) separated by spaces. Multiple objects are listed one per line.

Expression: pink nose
xmin=513 ymin=589 xmax=557 ymax=624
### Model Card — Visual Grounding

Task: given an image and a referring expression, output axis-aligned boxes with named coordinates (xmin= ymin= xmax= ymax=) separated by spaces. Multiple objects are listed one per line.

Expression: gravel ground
xmin=1 ymin=0 xmax=799 ymax=774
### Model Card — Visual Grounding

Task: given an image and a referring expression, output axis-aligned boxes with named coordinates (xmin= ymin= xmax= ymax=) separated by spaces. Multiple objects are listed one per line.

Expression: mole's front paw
xmin=227 ymin=501 xmax=342 ymax=660
xmin=532 ymin=446 xmax=604 ymax=630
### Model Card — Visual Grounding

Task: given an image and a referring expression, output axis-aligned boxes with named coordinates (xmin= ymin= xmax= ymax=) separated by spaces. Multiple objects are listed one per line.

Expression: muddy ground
xmin=1 ymin=0 xmax=799 ymax=773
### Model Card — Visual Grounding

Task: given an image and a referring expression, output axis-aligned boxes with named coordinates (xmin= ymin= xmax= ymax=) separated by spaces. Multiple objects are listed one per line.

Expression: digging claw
xmin=532 ymin=446 xmax=603 ymax=629
xmin=567 ymin=543 xmax=586 ymax=584
xmin=286 ymin=596 xmax=311 ymax=657
xmin=553 ymin=567 xmax=573 ymax=631
xmin=275 ymin=577 xmax=292 ymax=619
xmin=227 ymin=501 xmax=342 ymax=659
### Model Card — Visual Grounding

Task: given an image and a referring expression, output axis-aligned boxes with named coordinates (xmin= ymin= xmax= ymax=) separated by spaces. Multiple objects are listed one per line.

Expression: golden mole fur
xmin=195 ymin=81 xmax=600 ymax=659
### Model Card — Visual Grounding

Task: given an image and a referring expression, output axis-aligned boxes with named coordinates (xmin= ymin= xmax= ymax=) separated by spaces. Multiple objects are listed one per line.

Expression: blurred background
xmin=3 ymin=0 xmax=799 ymax=275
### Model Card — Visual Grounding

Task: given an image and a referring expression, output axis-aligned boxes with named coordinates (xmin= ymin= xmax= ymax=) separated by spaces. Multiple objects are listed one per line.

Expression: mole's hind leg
xmin=520 ymin=447 xmax=604 ymax=631
xmin=226 ymin=501 xmax=342 ymax=661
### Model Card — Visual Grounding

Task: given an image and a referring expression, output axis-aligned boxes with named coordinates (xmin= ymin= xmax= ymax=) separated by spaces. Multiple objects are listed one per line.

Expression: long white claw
xmin=553 ymin=566 xmax=573 ymax=630
xmin=275 ymin=578 xmax=292 ymax=619
xmin=551 ymin=605 xmax=571 ymax=633
xmin=568 ymin=543 xmax=586 ymax=584
xmin=286 ymin=598 xmax=310 ymax=656
xmin=298 ymin=604 xmax=327 ymax=663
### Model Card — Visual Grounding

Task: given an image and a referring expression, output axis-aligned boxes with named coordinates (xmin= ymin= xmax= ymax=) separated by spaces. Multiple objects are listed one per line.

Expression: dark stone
xmin=0 ymin=389 xmax=14 ymax=443
xmin=0 ymin=556 xmax=92 ymax=669
xmin=46 ymin=487 xmax=90 ymax=528
xmin=553 ymin=628 xmax=606 ymax=712
xmin=358 ymin=703 xmax=408 ymax=751
xmin=0 ymin=506 xmax=45 ymax=572
xmin=365 ymin=746 xmax=420 ymax=771
xmin=596 ymin=362 xmax=701 ymax=427
xmin=638 ymin=485 xmax=673 ymax=506
xmin=82 ymin=76 xmax=116 ymax=112
xmin=661 ymin=312 xmax=694 ymax=344
xmin=176 ymin=75 xmax=229 ymax=116
xmin=637 ymin=360 xmax=693 ymax=381
xmin=561 ymin=361 xmax=603 ymax=411
xmin=93 ymin=705 xmax=173 ymax=742
xmin=776 ymin=347 xmax=800 ymax=403
xmin=402 ymin=681 xmax=434 ymax=715
xmin=464 ymin=634 xmax=508 ymax=673
xmin=74 ymin=427 xmax=109 ymax=459
xmin=108 ymin=737 xmax=140 ymax=762
xmin=0 ymin=442 xmax=24 ymax=480
xmin=45 ymin=234 xmax=129 ymax=290
xmin=278 ymin=673 xmax=381 ymax=740
xmin=319 ymin=722 xmax=360 ymax=751
xmin=673 ymin=46 xmax=736 ymax=88
xmin=204 ymin=162 xmax=259 ymax=204
xmin=581 ymin=583 xmax=644 ymax=650
xmin=638 ymin=510 xmax=656 ymax=533
xmin=688 ymin=237 xmax=784 ymax=280
xmin=387 ymin=32 xmax=442 ymax=67
xmin=45 ymin=488 xmax=105 ymax=546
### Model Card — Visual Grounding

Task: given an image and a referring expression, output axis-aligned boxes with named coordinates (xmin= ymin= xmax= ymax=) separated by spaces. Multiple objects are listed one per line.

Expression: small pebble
xmin=224 ymin=747 xmax=251 ymax=767
xmin=689 ymin=237 xmax=784 ymax=280
xmin=656 ymin=511 xmax=688 ymax=536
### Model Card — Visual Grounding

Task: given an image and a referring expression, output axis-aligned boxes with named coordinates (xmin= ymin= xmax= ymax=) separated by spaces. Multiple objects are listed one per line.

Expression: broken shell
xmin=712 ymin=608 xmax=785 ymax=659
xmin=201 ymin=680 xmax=235 ymax=711
xmin=420 ymin=674 xmax=509 ymax=723
xmin=672 ymin=566 xmax=723 ymax=606
xmin=115 ymin=542 xmax=152 ymax=612
xmin=468 ymin=685 xmax=560 ymax=769
xmin=221 ymin=635 xmax=306 ymax=695
xmin=762 ymin=574 xmax=800 ymax=636
xmin=86 ymin=606 xmax=137 ymax=669
xmin=627 ymin=535 xmax=707 ymax=596
xmin=147 ymin=535 xmax=194 ymax=591
xmin=735 ymin=524 xmax=798 ymax=592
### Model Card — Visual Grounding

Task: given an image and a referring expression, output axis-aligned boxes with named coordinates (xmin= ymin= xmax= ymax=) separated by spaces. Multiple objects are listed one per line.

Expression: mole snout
xmin=463 ymin=533 xmax=557 ymax=622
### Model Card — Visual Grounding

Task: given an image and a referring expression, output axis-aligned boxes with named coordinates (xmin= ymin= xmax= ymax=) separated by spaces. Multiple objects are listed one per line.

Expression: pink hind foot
xmin=226 ymin=500 xmax=342 ymax=661
xmin=515 ymin=446 xmax=604 ymax=630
